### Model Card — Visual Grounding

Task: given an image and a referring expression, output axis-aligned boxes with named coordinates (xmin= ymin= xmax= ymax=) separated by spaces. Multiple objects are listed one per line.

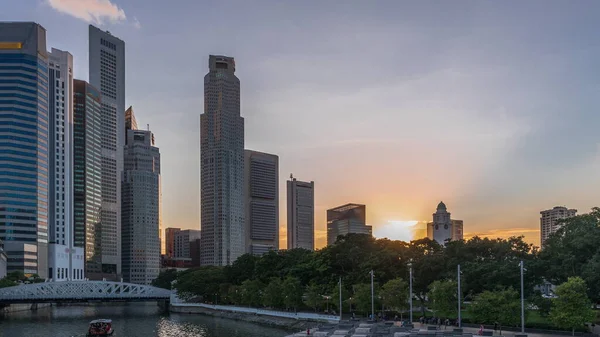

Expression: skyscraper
xmin=540 ymin=206 xmax=577 ymax=247
xmin=287 ymin=177 xmax=314 ymax=250
xmin=0 ymin=23 xmax=50 ymax=277
xmin=122 ymin=121 xmax=161 ymax=285
xmin=165 ymin=227 xmax=181 ymax=258
xmin=326 ymin=203 xmax=371 ymax=246
xmin=47 ymin=48 xmax=84 ymax=281
xmin=244 ymin=150 xmax=278 ymax=255
xmin=200 ymin=55 xmax=245 ymax=266
xmin=89 ymin=25 xmax=125 ymax=279
xmin=427 ymin=201 xmax=463 ymax=245
xmin=73 ymin=79 xmax=102 ymax=278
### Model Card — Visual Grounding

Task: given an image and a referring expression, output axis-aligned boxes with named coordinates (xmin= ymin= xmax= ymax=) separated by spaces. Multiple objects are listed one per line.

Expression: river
xmin=0 ymin=303 xmax=291 ymax=337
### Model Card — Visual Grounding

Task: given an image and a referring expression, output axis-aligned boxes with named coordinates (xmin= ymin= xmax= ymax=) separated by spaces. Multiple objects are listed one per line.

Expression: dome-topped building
xmin=427 ymin=201 xmax=463 ymax=245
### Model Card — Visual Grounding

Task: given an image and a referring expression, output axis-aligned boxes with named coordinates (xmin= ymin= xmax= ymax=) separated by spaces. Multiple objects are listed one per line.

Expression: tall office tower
xmin=244 ymin=150 xmax=279 ymax=255
xmin=165 ymin=227 xmax=181 ymax=258
xmin=122 ymin=124 xmax=161 ymax=285
xmin=47 ymin=48 xmax=84 ymax=281
xmin=89 ymin=25 xmax=125 ymax=279
xmin=73 ymin=80 xmax=102 ymax=278
xmin=0 ymin=23 xmax=50 ymax=277
xmin=200 ymin=55 xmax=245 ymax=266
xmin=427 ymin=201 xmax=463 ymax=245
xmin=125 ymin=106 xmax=137 ymax=132
xmin=326 ymin=204 xmax=372 ymax=246
xmin=287 ymin=177 xmax=314 ymax=250
xmin=540 ymin=206 xmax=577 ymax=247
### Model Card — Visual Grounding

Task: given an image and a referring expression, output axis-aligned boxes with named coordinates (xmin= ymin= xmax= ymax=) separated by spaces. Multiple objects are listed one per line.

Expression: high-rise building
xmin=89 ymin=25 xmax=125 ymax=279
xmin=427 ymin=201 xmax=463 ymax=245
xmin=73 ymin=79 xmax=102 ymax=278
xmin=0 ymin=23 xmax=50 ymax=277
xmin=174 ymin=229 xmax=201 ymax=259
xmin=327 ymin=204 xmax=371 ymax=246
xmin=540 ymin=206 xmax=577 ymax=246
xmin=165 ymin=227 xmax=181 ymax=258
xmin=287 ymin=177 xmax=314 ymax=250
xmin=122 ymin=123 xmax=161 ymax=285
xmin=125 ymin=106 xmax=137 ymax=132
xmin=200 ymin=55 xmax=245 ymax=266
xmin=244 ymin=150 xmax=279 ymax=256
xmin=47 ymin=48 xmax=84 ymax=281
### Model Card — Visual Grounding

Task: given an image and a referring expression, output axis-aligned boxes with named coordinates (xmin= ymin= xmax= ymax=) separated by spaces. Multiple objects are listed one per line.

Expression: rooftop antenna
xmin=290 ymin=173 xmax=294 ymax=180
xmin=147 ymin=124 xmax=149 ymax=131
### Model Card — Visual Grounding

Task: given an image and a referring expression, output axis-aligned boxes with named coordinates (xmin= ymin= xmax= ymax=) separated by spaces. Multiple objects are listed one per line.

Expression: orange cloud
xmin=465 ymin=227 xmax=540 ymax=247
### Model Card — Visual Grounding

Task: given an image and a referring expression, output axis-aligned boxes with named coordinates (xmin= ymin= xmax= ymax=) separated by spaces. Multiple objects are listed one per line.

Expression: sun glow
xmin=373 ymin=220 xmax=420 ymax=243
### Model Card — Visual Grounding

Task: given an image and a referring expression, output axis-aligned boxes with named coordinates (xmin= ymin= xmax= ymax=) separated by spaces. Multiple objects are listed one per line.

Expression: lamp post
xmin=370 ymin=270 xmax=375 ymax=320
xmin=408 ymin=258 xmax=413 ymax=324
xmin=457 ymin=264 xmax=461 ymax=328
xmin=520 ymin=260 xmax=525 ymax=333
xmin=339 ymin=277 xmax=343 ymax=321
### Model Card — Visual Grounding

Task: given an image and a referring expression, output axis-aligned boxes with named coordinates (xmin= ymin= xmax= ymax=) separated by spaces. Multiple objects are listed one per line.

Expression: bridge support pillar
xmin=30 ymin=303 xmax=37 ymax=311
xmin=157 ymin=299 xmax=170 ymax=311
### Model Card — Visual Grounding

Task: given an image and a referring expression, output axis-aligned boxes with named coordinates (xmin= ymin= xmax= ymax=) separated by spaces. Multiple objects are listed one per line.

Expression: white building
xmin=200 ymin=55 xmax=245 ymax=266
xmin=244 ymin=150 xmax=279 ymax=255
xmin=47 ymin=48 xmax=84 ymax=281
xmin=88 ymin=25 xmax=125 ymax=280
xmin=121 ymin=123 xmax=161 ymax=285
xmin=427 ymin=201 xmax=463 ymax=245
xmin=540 ymin=206 xmax=577 ymax=247
xmin=287 ymin=177 xmax=314 ymax=250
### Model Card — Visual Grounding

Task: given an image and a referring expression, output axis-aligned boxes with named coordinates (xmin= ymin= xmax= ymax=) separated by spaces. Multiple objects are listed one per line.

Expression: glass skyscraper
xmin=200 ymin=55 xmax=245 ymax=266
xmin=0 ymin=22 xmax=50 ymax=277
xmin=73 ymin=79 xmax=102 ymax=277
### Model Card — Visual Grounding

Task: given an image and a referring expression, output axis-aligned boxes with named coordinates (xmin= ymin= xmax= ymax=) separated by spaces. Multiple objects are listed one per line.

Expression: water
xmin=0 ymin=303 xmax=291 ymax=337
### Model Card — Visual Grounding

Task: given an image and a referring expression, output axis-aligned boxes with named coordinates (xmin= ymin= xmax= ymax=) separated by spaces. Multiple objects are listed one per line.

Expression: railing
xmin=172 ymin=301 xmax=339 ymax=322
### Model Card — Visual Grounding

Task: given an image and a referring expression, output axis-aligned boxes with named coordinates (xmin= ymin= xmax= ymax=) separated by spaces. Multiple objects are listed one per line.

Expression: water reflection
xmin=0 ymin=303 xmax=290 ymax=337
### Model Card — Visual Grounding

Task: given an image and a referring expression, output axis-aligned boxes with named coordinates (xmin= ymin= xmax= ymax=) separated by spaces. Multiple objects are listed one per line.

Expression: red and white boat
xmin=87 ymin=319 xmax=114 ymax=336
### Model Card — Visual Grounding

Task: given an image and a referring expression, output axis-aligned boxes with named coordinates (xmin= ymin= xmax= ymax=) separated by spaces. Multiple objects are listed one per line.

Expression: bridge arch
xmin=0 ymin=281 xmax=172 ymax=304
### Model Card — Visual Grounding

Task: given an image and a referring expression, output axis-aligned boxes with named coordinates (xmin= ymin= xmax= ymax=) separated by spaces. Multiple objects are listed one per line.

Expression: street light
xmin=458 ymin=264 xmax=462 ymax=328
xmin=322 ymin=295 xmax=331 ymax=312
xmin=369 ymin=270 xmax=375 ymax=321
xmin=520 ymin=260 xmax=526 ymax=333
xmin=407 ymin=258 xmax=414 ymax=325
xmin=339 ymin=277 xmax=343 ymax=321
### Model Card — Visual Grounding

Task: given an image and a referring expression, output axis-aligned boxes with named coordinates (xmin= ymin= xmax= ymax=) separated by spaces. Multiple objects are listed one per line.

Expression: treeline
xmin=153 ymin=208 xmax=600 ymax=331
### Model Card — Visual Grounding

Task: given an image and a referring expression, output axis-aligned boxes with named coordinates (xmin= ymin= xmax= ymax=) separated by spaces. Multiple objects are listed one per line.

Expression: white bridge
xmin=0 ymin=281 xmax=172 ymax=304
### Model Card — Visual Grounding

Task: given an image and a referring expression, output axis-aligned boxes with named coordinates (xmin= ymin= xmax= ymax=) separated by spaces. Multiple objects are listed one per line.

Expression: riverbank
xmin=0 ymin=303 xmax=52 ymax=313
xmin=170 ymin=304 xmax=323 ymax=331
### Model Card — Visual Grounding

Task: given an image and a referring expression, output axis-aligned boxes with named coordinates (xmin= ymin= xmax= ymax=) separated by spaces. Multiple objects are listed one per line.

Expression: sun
xmin=372 ymin=220 xmax=419 ymax=242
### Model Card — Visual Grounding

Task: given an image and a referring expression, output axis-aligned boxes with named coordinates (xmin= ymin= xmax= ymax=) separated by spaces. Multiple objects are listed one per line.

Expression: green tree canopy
xmin=152 ymin=269 xmax=178 ymax=290
xmin=428 ymin=279 xmax=457 ymax=318
xmin=380 ymin=278 xmax=408 ymax=313
xmin=262 ymin=278 xmax=284 ymax=309
xmin=467 ymin=288 xmax=521 ymax=326
xmin=303 ymin=282 xmax=322 ymax=312
xmin=282 ymin=276 xmax=303 ymax=311
xmin=550 ymin=277 xmax=595 ymax=335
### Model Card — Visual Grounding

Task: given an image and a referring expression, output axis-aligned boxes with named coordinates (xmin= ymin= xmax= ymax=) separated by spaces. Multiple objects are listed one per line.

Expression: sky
xmin=3 ymin=0 xmax=600 ymax=249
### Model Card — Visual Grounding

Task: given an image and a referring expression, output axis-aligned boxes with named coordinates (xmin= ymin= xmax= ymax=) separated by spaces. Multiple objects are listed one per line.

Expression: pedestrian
xmin=478 ymin=325 xmax=484 ymax=335
xmin=445 ymin=319 xmax=449 ymax=330
xmin=494 ymin=322 xmax=498 ymax=331
xmin=394 ymin=314 xmax=398 ymax=322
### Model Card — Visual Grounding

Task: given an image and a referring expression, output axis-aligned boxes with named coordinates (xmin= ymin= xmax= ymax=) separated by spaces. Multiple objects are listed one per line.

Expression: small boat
xmin=87 ymin=319 xmax=114 ymax=336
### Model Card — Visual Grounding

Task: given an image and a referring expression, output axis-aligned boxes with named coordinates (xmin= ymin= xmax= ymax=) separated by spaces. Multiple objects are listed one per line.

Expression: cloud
xmin=132 ymin=16 xmax=141 ymax=29
xmin=47 ymin=0 xmax=127 ymax=25
xmin=465 ymin=227 xmax=539 ymax=245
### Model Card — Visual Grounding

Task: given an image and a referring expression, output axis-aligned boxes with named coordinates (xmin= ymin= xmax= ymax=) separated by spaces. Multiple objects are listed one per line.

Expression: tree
xmin=353 ymin=283 xmax=377 ymax=316
xmin=228 ymin=285 xmax=242 ymax=305
xmin=282 ymin=276 xmax=303 ymax=311
xmin=303 ymin=282 xmax=322 ymax=312
xmin=468 ymin=288 xmax=521 ymax=328
xmin=152 ymin=269 xmax=178 ymax=290
xmin=550 ymin=277 xmax=595 ymax=335
xmin=174 ymin=266 xmax=225 ymax=301
xmin=428 ymin=280 xmax=457 ymax=319
xmin=380 ymin=278 xmax=408 ymax=315
xmin=263 ymin=278 xmax=284 ymax=309
xmin=240 ymin=279 xmax=263 ymax=307
xmin=0 ymin=278 xmax=16 ymax=288
xmin=331 ymin=281 xmax=351 ymax=313
xmin=529 ymin=290 xmax=552 ymax=317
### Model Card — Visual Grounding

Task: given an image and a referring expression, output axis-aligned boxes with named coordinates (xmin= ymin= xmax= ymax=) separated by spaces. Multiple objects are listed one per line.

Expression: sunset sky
xmin=5 ymin=0 xmax=600 ymax=249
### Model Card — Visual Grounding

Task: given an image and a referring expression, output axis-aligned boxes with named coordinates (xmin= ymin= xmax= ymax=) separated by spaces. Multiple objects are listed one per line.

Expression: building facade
xmin=287 ymin=177 xmax=314 ymax=250
xmin=47 ymin=48 xmax=84 ymax=281
xmin=540 ymin=206 xmax=577 ymax=246
xmin=174 ymin=229 xmax=201 ymax=259
xmin=121 ymin=125 xmax=161 ymax=285
xmin=200 ymin=55 xmax=245 ymax=266
xmin=244 ymin=150 xmax=278 ymax=255
xmin=89 ymin=25 xmax=125 ymax=279
xmin=427 ymin=201 xmax=463 ymax=245
xmin=165 ymin=227 xmax=180 ymax=258
xmin=326 ymin=203 xmax=371 ymax=246
xmin=0 ymin=23 xmax=50 ymax=277
xmin=73 ymin=80 xmax=102 ymax=278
